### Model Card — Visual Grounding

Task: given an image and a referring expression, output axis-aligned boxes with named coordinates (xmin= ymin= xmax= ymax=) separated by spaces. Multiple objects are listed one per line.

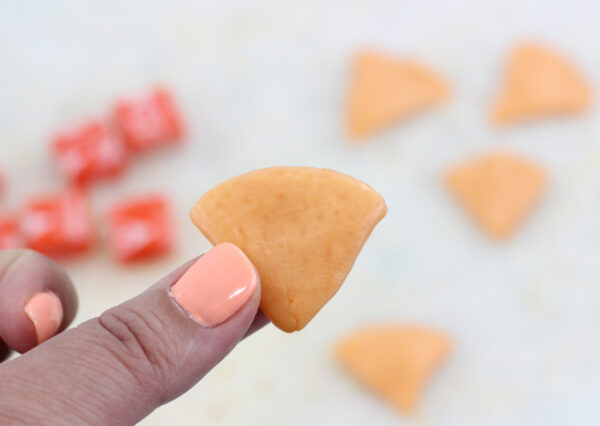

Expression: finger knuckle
xmin=97 ymin=306 xmax=179 ymax=395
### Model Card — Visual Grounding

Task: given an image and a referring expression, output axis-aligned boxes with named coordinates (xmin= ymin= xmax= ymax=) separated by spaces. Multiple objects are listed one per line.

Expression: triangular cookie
xmin=335 ymin=325 xmax=451 ymax=414
xmin=492 ymin=43 xmax=591 ymax=124
xmin=190 ymin=167 xmax=387 ymax=332
xmin=445 ymin=152 xmax=546 ymax=239
xmin=346 ymin=50 xmax=449 ymax=139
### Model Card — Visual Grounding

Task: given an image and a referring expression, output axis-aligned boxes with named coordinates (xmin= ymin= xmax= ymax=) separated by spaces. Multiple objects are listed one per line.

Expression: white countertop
xmin=2 ymin=1 xmax=600 ymax=425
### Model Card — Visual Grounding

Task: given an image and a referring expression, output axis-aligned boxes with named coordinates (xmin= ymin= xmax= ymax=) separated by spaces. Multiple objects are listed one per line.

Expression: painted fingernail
xmin=169 ymin=242 xmax=258 ymax=327
xmin=24 ymin=292 xmax=64 ymax=344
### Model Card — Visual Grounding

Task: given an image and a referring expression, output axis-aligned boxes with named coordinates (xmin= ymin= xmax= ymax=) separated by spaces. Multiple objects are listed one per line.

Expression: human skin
xmin=0 ymin=248 xmax=268 ymax=425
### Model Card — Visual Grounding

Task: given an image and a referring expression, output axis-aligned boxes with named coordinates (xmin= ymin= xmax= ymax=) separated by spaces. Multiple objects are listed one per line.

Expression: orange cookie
xmin=492 ymin=43 xmax=591 ymax=124
xmin=445 ymin=152 xmax=546 ymax=239
xmin=346 ymin=50 xmax=449 ymax=140
xmin=335 ymin=325 xmax=451 ymax=414
xmin=190 ymin=167 xmax=387 ymax=332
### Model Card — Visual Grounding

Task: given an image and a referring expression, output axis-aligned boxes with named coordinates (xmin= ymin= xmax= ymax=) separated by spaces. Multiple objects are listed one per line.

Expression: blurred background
xmin=3 ymin=0 xmax=600 ymax=424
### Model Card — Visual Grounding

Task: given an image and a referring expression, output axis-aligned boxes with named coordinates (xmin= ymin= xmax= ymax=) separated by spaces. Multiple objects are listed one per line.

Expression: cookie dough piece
xmin=190 ymin=167 xmax=387 ymax=332
xmin=492 ymin=43 xmax=591 ymax=124
xmin=335 ymin=325 xmax=451 ymax=414
xmin=445 ymin=152 xmax=546 ymax=239
xmin=346 ymin=50 xmax=449 ymax=140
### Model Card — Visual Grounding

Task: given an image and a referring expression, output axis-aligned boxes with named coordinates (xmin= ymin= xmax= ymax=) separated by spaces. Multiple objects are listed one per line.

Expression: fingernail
xmin=24 ymin=292 xmax=64 ymax=344
xmin=169 ymin=242 xmax=258 ymax=327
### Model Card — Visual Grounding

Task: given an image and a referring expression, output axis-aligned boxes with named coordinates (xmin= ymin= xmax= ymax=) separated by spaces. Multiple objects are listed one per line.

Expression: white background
xmin=2 ymin=1 xmax=600 ymax=425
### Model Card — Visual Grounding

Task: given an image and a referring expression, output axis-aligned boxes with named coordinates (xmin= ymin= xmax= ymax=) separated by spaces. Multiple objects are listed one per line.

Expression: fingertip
xmin=0 ymin=250 xmax=77 ymax=352
xmin=24 ymin=291 xmax=64 ymax=344
xmin=168 ymin=243 xmax=260 ymax=328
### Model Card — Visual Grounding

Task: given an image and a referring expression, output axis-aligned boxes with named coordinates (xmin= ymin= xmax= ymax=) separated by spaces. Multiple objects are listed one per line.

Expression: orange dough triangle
xmin=190 ymin=167 xmax=387 ymax=332
xmin=445 ymin=152 xmax=546 ymax=239
xmin=335 ymin=326 xmax=451 ymax=414
xmin=492 ymin=43 xmax=591 ymax=124
xmin=346 ymin=50 xmax=449 ymax=140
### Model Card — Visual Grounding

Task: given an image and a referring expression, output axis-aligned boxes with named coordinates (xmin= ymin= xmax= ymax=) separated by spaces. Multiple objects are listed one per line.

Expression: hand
xmin=0 ymin=244 xmax=267 ymax=425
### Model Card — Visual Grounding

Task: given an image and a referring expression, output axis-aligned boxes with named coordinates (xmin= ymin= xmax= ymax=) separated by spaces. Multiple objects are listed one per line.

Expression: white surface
xmin=2 ymin=1 xmax=600 ymax=425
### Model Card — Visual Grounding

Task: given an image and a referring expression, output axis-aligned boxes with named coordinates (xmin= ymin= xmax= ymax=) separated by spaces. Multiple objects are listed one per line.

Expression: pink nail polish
xmin=169 ymin=243 xmax=258 ymax=327
xmin=24 ymin=292 xmax=64 ymax=344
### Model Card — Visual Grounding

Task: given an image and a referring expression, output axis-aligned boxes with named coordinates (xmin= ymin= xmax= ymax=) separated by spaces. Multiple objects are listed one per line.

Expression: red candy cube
xmin=0 ymin=214 xmax=24 ymax=250
xmin=21 ymin=190 xmax=93 ymax=258
xmin=107 ymin=195 xmax=173 ymax=262
xmin=114 ymin=88 xmax=183 ymax=152
xmin=52 ymin=121 xmax=129 ymax=184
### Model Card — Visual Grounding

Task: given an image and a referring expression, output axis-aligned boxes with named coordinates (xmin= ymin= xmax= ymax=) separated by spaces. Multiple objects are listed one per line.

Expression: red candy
xmin=52 ymin=121 xmax=128 ymax=184
xmin=0 ymin=214 xmax=24 ymax=250
xmin=114 ymin=88 xmax=183 ymax=152
xmin=107 ymin=195 xmax=173 ymax=262
xmin=21 ymin=190 xmax=93 ymax=258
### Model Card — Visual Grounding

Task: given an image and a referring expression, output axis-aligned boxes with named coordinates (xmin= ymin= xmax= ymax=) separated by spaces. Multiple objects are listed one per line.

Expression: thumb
xmin=0 ymin=243 xmax=266 ymax=425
